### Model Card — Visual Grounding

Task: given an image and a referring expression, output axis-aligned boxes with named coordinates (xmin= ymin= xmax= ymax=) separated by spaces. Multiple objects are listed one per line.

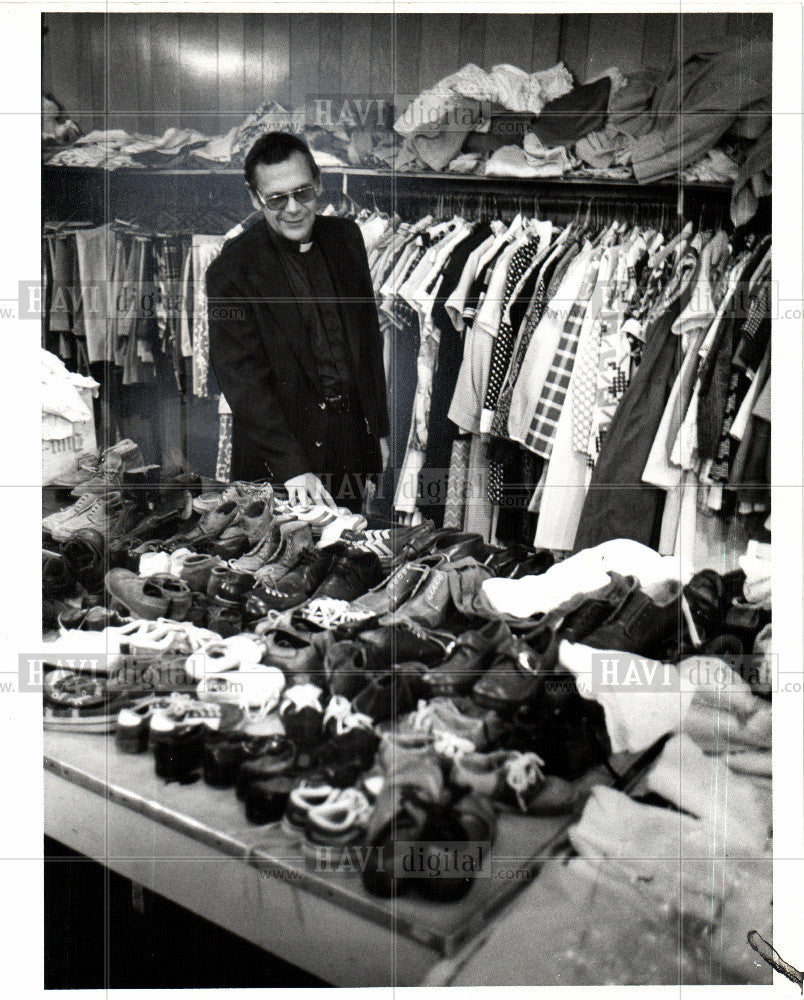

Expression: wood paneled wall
xmin=43 ymin=11 xmax=772 ymax=135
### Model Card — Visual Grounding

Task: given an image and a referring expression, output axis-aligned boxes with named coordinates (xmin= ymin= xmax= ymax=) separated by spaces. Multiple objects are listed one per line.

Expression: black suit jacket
xmin=206 ymin=215 xmax=389 ymax=483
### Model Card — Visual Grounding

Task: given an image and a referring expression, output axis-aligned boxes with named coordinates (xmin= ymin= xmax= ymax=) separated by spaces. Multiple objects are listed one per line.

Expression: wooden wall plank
xmin=150 ymin=13 xmax=181 ymax=135
xmin=262 ymin=12 xmax=290 ymax=108
xmin=641 ymin=12 xmax=677 ymax=72
xmin=47 ymin=14 xmax=83 ymax=128
xmin=530 ymin=14 xmax=561 ymax=71
xmin=178 ymin=13 xmax=219 ymax=134
xmin=134 ymin=14 xmax=154 ymax=134
xmin=678 ymin=13 xmax=729 ymax=56
xmin=243 ymin=13 xmax=263 ymax=113
xmin=288 ymin=14 xmax=320 ymax=111
xmin=371 ymin=13 xmax=393 ymax=97
xmin=484 ymin=14 xmax=534 ymax=72
xmin=392 ymin=14 xmax=420 ymax=106
xmin=586 ymin=13 xmax=645 ymax=79
xmin=44 ymin=11 xmax=771 ymax=139
xmin=318 ymin=13 xmax=342 ymax=96
xmin=217 ymin=12 xmax=246 ymax=129
xmin=107 ymin=13 xmax=140 ymax=133
xmin=727 ymin=11 xmax=773 ymax=40
xmin=87 ymin=14 xmax=106 ymax=132
xmin=418 ymin=14 xmax=461 ymax=91
xmin=559 ymin=13 xmax=590 ymax=81
xmin=341 ymin=14 xmax=372 ymax=96
xmin=42 ymin=14 xmax=53 ymax=96
xmin=458 ymin=13 xmax=485 ymax=69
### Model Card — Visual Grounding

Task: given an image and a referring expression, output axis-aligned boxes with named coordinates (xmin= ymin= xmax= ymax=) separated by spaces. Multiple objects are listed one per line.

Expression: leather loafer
xmin=213 ymin=569 xmax=256 ymax=607
xmin=261 ymin=626 xmax=324 ymax=683
xmin=105 ymin=569 xmax=192 ymax=621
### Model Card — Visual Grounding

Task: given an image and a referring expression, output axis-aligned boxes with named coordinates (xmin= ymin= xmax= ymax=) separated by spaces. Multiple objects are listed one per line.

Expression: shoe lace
xmin=323 ymin=695 xmax=374 ymax=735
xmin=280 ymin=682 xmax=324 ymax=715
xmin=504 ymin=751 xmax=546 ymax=812
xmin=432 ymin=731 xmax=475 ymax=759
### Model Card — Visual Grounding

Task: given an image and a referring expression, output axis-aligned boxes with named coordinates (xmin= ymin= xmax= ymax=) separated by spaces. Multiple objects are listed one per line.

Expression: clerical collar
xmin=266 ymin=220 xmax=317 ymax=256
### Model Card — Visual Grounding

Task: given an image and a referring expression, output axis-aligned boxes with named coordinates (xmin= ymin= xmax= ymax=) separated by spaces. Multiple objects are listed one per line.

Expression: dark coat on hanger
xmin=206 ymin=214 xmax=389 ymax=483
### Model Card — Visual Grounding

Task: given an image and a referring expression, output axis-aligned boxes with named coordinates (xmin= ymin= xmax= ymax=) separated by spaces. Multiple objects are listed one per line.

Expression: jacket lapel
xmin=312 ymin=216 xmax=363 ymax=369
xmin=245 ymin=219 xmax=319 ymax=388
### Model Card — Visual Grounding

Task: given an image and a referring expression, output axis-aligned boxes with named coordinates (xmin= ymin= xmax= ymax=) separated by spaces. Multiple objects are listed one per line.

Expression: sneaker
xmin=402 ymin=696 xmax=505 ymax=753
xmin=49 ymin=449 xmax=101 ymax=489
xmin=301 ymin=785 xmax=377 ymax=866
xmin=252 ymin=522 xmax=315 ymax=584
xmin=42 ymin=491 xmax=96 ymax=536
xmin=193 ymin=480 xmax=273 ymax=516
xmin=229 ymin=518 xmax=300 ymax=575
xmin=245 ymin=547 xmax=335 ymax=618
xmin=43 ymin=668 xmax=130 ymax=733
xmin=65 ymin=439 xmax=142 ymax=491
xmin=196 ymin=666 xmax=285 ymax=726
xmin=350 ymin=557 xmax=438 ymax=617
xmin=69 ymin=439 xmax=152 ymax=497
xmin=281 ymin=781 xmax=338 ymax=840
xmin=279 ymin=683 xmax=326 ymax=751
xmin=51 ymin=491 xmax=138 ymax=543
xmin=321 ymin=695 xmax=378 ymax=766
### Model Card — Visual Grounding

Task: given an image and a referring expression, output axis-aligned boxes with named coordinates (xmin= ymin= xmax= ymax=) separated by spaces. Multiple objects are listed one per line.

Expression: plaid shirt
xmin=523 ymin=249 xmax=603 ymax=459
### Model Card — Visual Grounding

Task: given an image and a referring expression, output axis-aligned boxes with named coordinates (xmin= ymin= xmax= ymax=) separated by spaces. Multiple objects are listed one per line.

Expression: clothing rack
xmin=43 ymin=164 xmax=738 ymax=232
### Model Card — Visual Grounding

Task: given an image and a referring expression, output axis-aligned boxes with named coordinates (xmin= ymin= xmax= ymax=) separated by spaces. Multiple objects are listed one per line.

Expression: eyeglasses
xmin=253 ymin=184 xmax=318 ymax=212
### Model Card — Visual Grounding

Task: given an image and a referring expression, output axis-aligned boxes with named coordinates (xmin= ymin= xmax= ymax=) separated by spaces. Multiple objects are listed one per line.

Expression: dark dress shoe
xmin=421 ymin=619 xmax=511 ymax=697
xmin=213 ymin=570 xmax=257 ymax=607
xmin=126 ymin=489 xmax=194 ymax=542
xmin=472 ymin=628 xmax=560 ymax=713
xmin=580 ymin=579 xmax=685 ymax=659
xmin=310 ymin=549 xmax=384 ymax=602
xmin=43 ymin=550 xmax=77 ymax=600
xmin=59 ymin=528 xmax=107 ymax=593
xmin=359 ymin=621 xmax=454 ymax=670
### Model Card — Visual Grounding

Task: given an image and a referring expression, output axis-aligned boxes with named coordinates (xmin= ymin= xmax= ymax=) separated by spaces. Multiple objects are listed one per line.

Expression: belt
xmin=319 ymin=391 xmax=353 ymax=414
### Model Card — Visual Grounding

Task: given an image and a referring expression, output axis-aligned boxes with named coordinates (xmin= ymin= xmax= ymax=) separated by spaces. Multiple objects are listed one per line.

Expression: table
xmin=44 ymin=729 xmax=587 ymax=986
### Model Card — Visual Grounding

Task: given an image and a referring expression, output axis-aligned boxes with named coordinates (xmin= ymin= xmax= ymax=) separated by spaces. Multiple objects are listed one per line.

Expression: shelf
xmin=42 ymin=161 xmax=733 ymax=193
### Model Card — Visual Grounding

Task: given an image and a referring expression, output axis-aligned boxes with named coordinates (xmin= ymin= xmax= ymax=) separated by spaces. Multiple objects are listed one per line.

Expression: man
xmin=207 ymin=132 xmax=389 ymax=510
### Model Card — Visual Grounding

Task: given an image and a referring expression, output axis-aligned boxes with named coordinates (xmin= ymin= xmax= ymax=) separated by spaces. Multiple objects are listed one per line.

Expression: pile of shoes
xmin=42 ymin=449 xmax=773 ymax=904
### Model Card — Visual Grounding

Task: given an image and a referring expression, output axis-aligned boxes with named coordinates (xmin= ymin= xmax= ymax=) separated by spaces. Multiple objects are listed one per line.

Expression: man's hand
xmin=284 ymin=472 xmax=338 ymax=510
xmin=380 ymin=437 xmax=389 ymax=472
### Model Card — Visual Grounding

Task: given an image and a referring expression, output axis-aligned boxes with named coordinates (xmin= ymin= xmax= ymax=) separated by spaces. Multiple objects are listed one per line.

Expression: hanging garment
xmin=573 ymin=235 xmax=705 ymax=551
xmin=521 ymin=244 xmax=604 ymax=460
xmin=190 ymin=234 xmax=226 ymax=398
xmin=506 ymin=242 xmax=592 ymax=448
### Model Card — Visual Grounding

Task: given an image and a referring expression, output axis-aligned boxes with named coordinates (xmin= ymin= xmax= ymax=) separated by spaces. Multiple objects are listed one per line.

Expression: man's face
xmin=249 ymin=152 xmax=319 ymax=243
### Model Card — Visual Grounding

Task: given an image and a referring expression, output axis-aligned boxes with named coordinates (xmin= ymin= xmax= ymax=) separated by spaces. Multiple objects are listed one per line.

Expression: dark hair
xmin=244 ymin=132 xmax=320 ymax=190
